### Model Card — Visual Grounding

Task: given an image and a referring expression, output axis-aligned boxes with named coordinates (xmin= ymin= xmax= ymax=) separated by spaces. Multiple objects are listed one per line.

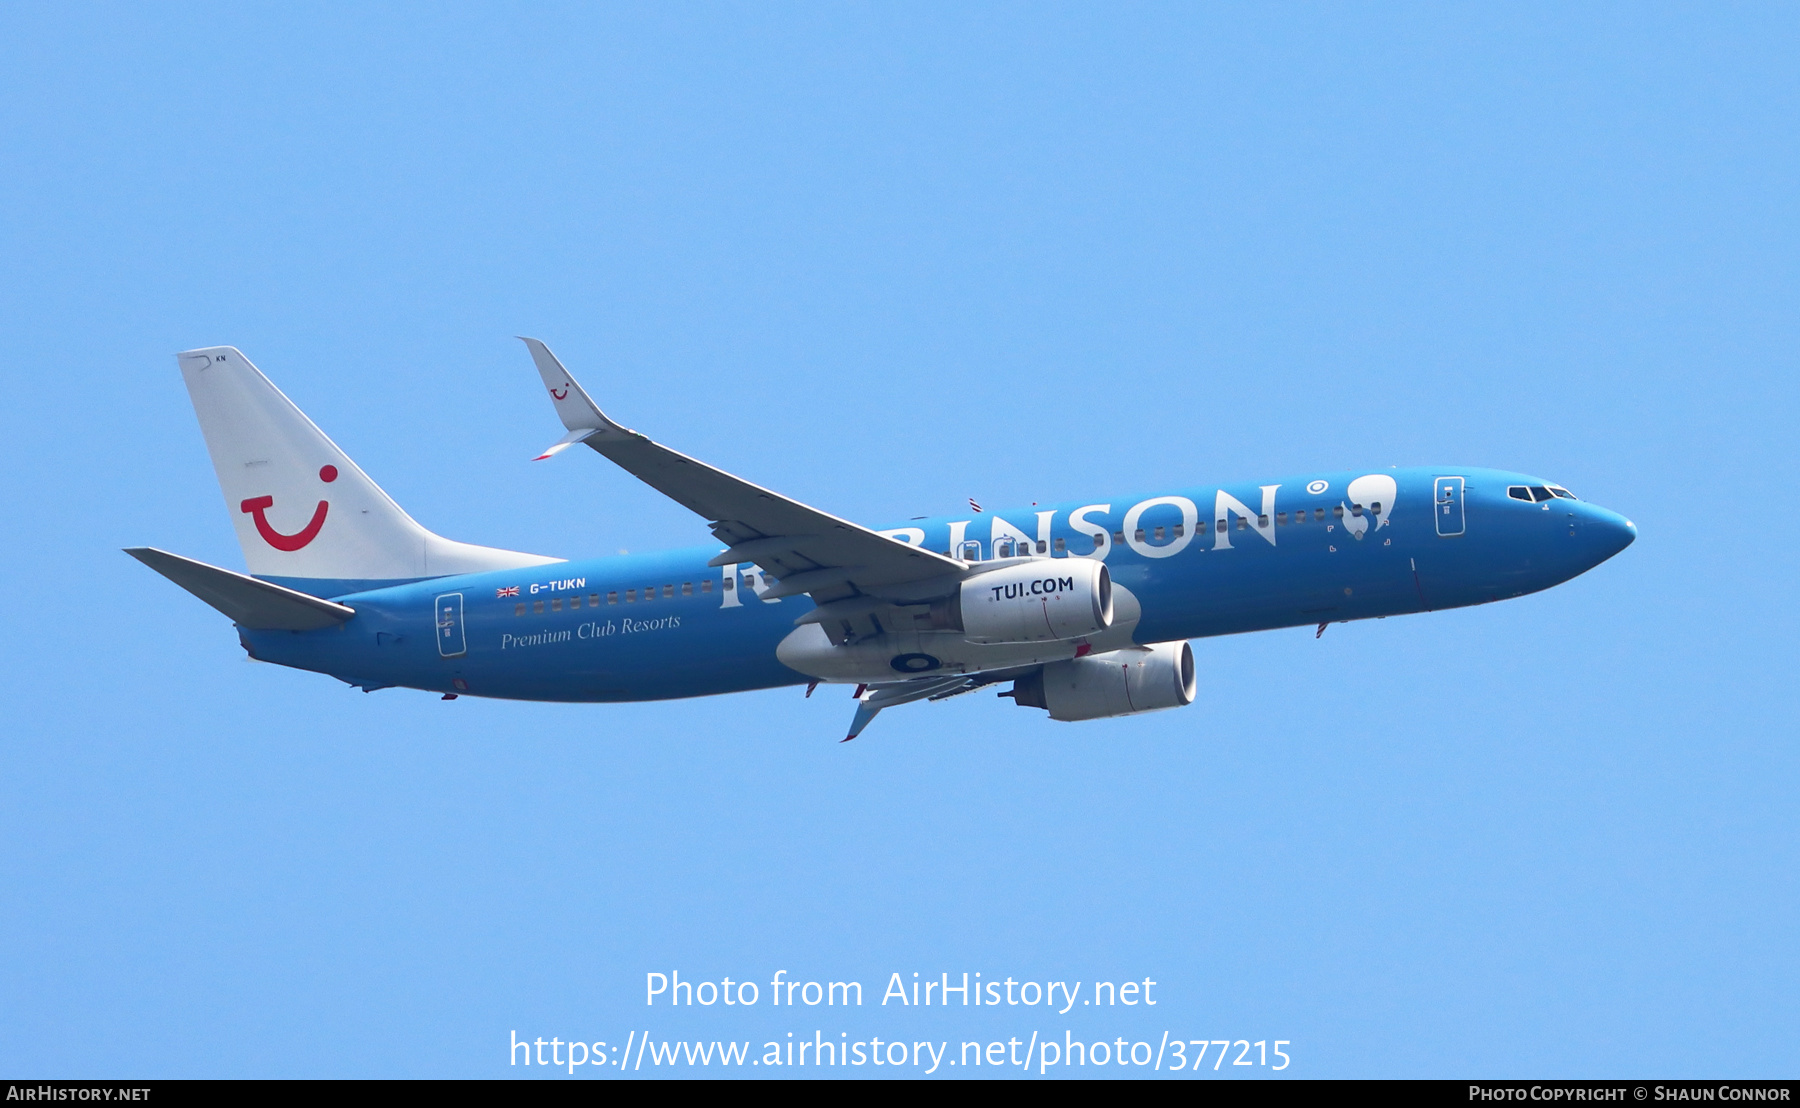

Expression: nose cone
xmin=1582 ymin=505 xmax=1637 ymax=565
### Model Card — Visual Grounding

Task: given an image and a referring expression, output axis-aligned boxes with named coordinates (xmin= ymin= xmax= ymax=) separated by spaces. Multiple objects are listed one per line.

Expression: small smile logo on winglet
xmin=549 ymin=383 xmax=570 ymax=400
xmin=240 ymin=465 xmax=336 ymax=551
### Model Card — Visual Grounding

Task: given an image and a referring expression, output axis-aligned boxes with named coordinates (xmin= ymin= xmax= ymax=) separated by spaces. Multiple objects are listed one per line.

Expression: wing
xmin=521 ymin=338 xmax=967 ymax=628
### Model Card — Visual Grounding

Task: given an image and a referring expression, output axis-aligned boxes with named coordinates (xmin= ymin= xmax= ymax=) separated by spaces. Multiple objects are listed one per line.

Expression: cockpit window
xmin=1510 ymin=483 xmax=1579 ymax=502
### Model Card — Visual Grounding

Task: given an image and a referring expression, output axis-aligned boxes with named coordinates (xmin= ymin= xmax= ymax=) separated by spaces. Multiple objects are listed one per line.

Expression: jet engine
xmin=959 ymin=559 xmax=1112 ymax=644
xmin=1007 ymin=641 xmax=1196 ymax=722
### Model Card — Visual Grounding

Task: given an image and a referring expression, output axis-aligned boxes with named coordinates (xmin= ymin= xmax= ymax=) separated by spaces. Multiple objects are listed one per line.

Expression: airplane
xmin=128 ymin=340 xmax=1636 ymax=741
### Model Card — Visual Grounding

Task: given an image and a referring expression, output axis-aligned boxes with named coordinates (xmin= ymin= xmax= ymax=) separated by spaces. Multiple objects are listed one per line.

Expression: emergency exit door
xmin=1434 ymin=477 xmax=1465 ymax=537
xmin=435 ymin=592 xmax=467 ymax=657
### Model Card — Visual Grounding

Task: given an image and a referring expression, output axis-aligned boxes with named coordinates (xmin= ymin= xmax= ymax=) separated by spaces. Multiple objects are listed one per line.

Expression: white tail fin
xmin=177 ymin=346 xmax=560 ymax=595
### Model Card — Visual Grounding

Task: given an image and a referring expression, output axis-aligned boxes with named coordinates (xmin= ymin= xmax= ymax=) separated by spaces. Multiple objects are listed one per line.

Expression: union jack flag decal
xmin=495 ymin=586 xmax=519 ymax=598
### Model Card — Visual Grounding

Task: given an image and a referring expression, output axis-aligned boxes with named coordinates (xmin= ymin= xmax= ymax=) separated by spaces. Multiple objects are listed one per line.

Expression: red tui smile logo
xmin=241 ymin=465 xmax=337 ymax=551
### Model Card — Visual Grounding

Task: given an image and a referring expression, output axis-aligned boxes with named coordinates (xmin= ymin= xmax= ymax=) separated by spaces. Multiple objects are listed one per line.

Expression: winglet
xmin=517 ymin=337 xmax=631 ymax=438
xmin=534 ymin=426 xmax=599 ymax=461
xmin=843 ymin=699 xmax=882 ymax=742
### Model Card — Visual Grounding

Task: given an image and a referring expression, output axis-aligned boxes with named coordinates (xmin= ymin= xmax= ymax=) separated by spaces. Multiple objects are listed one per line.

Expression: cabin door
xmin=435 ymin=592 xmax=467 ymax=657
xmin=1433 ymin=477 xmax=1466 ymax=537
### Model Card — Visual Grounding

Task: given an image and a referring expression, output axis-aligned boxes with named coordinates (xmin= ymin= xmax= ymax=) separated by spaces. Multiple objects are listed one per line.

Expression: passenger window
xmin=1037 ymin=540 xmax=1048 ymax=553
xmin=1371 ymin=501 xmax=1382 ymax=513
xmin=1276 ymin=512 xmax=1287 ymax=525
xmin=1134 ymin=529 xmax=1146 ymax=543
xmin=681 ymin=582 xmax=693 ymax=596
xmin=1508 ymin=486 xmax=1532 ymax=502
xmin=1216 ymin=519 xmax=1226 ymax=532
xmin=607 ymin=591 xmax=619 ymax=604
xmin=1197 ymin=520 xmax=1208 ymax=534
xmin=642 ymin=586 xmax=654 ymax=601
xmin=1053 ymin=537 xmax=1066 ymax=553
xmin=1235 ymin=518 xmax=1246 ymax=531
xmin=721 ymin=578 xmax=733 ymax=592
xmin=1333 ymin=505 xmax=1344 ymax=518
xmin=1172 ymin=524 xmax=1184 ymax=538
xmin=1151 ymin=527 xmax=1162 ymax=542
xmin=569 ymin=596 xmax=580 ymax=609
xmin=514 ymin=603 xmax=525 ymax=616
xmin=588 ymin=593 xmax=599 ymax=606
xmin=624 ymin=589 xmax=635 ymax=602
xmin=1258 ymin=514 xmax=1269 ymax=527
xmin=701 ymin=579 xmax=713 ymax=593
xmin=533 ymin=600 xmax=544 ymax=614
xmin=551 ymin=598 xmax=562 ymax=611
xmin=1113 ymin=530 xmax=1126 ymax=544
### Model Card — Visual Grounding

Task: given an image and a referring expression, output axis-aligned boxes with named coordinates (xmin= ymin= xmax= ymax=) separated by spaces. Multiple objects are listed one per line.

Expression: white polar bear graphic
xmin=1341 ymin=474 xmax=1398 ymax=541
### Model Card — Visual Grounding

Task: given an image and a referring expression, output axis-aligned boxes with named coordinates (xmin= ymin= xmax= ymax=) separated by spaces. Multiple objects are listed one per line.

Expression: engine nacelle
xmin=1010 ymin=641 xmax=1196 ymax=721
xmin=960 ymin=559 xmax=1112 ymax=644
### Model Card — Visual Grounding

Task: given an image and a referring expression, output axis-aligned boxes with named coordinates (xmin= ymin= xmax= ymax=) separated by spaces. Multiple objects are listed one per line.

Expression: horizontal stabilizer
xmin=124 ymin=547 xmax=356 ymax=630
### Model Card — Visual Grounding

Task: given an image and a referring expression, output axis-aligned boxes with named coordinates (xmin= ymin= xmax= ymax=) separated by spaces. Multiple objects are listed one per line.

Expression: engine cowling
xmin=1009 ymin=641 xmax=1196 ymax=721
xmin=959 ymin=559 xmax=1112 ymax=644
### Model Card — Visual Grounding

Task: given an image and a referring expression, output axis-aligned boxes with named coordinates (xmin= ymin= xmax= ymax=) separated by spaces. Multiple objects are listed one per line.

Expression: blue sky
xmin=2 ymin=3 xmax=1795 ymax=1078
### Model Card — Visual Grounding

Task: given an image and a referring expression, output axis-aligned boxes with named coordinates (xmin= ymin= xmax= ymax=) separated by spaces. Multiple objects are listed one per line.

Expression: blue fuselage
xmin=239 ymin=466 xmax=1635 ymax=701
